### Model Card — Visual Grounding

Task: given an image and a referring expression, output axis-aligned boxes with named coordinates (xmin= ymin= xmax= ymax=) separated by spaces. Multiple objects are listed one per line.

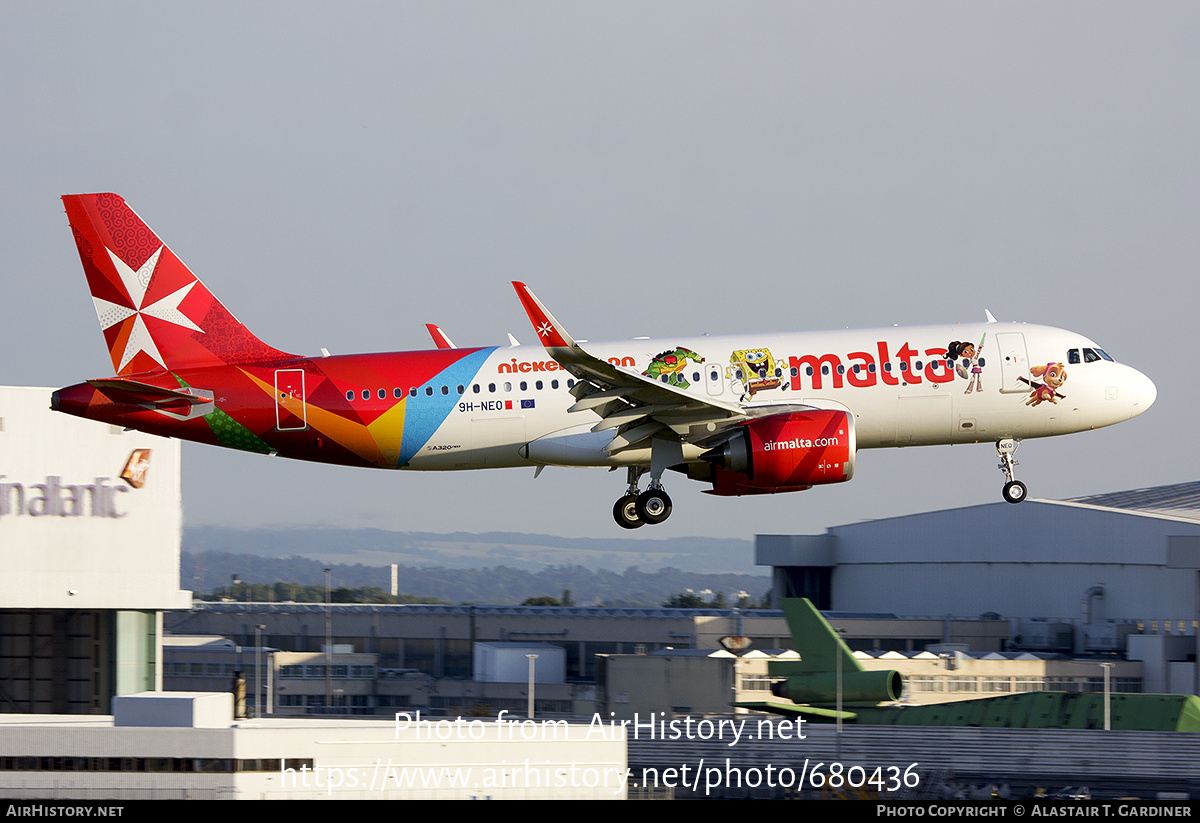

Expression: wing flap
xmin=511 ymin=282 xmax=747 ymax=452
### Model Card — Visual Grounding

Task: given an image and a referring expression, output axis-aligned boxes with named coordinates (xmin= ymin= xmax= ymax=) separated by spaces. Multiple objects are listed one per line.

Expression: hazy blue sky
xmin=3 ymin=2 xmax=1196 ymax=543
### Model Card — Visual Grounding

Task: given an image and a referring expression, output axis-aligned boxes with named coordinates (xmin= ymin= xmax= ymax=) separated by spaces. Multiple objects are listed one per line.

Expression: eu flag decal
xmin=521 ymin=399 xmax=536 ymax=409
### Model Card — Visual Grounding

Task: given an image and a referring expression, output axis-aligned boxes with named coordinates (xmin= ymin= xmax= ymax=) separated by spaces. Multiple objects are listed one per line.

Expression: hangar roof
xmin=1069 ymin=480 xmax=1200 ymax=521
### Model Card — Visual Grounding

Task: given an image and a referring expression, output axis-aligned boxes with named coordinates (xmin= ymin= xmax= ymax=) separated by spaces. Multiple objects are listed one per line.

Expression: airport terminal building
xmin=0 ymin=386 xmax=190 ymax=713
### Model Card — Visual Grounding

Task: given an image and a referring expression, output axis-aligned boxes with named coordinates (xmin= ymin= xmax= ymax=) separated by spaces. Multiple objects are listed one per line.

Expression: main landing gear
xmin=613 ymin=467 xmax=673 ymax=529
xmin=996 ymin=438 xmax=1027 ymax=504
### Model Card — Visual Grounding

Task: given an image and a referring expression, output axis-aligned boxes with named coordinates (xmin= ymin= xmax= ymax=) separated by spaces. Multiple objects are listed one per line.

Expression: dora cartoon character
xmin=947 ymin=334 xmax=986 ymax=394
xmin=1024 ymin=363 xmax=1068 ymax=406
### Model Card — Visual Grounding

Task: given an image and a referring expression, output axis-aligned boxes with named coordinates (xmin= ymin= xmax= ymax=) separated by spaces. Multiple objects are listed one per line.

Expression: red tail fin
xmin=62 ymin=193 xmax=293 ymax=375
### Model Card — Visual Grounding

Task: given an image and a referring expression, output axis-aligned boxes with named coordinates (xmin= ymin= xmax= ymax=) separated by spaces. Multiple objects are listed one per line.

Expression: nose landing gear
xmin=997 ymin=438 xmax=1027 ymax=504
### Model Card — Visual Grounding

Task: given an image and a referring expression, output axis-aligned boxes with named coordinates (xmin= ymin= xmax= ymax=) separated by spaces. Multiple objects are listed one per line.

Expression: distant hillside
xmin=180 ymin=551 xmax=769 ymax=607
xmin=182 ymin=526 xmax=759 ymax=575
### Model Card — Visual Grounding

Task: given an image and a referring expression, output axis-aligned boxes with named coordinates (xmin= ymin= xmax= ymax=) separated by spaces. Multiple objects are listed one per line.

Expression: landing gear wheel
xmin=613 ymin=495 xmax=644 ymax=529
xmin=1002 ymin=480 xmax=1027 ymax=504
xmin=635 ymin=488 xmax=673 ymax=525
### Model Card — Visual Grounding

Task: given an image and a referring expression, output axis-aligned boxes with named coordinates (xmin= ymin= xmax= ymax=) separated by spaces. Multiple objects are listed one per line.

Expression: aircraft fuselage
xmin=54 ymin=321 xmax=1154 ymax=473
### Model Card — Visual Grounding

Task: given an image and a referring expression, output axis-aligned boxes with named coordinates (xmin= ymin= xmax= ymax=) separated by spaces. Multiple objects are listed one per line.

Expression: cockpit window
xmin=1083 ymin=348 xmax=1101 ymax=363
xmin=1068 ymin=349 xmax=1080 ymax=364
xmin=1095 ymin=348 xmax=1114 ymax=362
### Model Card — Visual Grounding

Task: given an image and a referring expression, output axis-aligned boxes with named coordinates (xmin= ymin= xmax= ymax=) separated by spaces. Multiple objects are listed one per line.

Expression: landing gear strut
xmin=613 ymin=467 xmax=645 ymax=529
xmin=996 ymin=438 xmax=1027 ymax=504
xmin=612 ymin=467 xmax=673 ymax=528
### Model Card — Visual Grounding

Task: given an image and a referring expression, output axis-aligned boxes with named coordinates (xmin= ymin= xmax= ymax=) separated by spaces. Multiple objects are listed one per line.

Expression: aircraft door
xmin=706 ymin=363 xmax=725 ymax=396
xmin=471 ymin=415 xmax=527 ymax=466
xmin=995 ymin=333 xmax=1031 ymax=393
xmin=897 ymin=395 xmax=952 ymax=445
xmin=274 ymin=369 xmax=307 ymax=430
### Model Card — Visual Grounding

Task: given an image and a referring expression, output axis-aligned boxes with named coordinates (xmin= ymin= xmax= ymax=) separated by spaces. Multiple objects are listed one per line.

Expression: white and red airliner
xmin=52 ymin=193 xmax=1156 ymax=528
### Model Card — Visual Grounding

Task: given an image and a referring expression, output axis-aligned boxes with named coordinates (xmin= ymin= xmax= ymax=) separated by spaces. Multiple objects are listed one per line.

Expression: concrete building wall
xmin=0 ymin=387 xmax=189 ymax=713
xmin=0 ymin=387 xmax=189 ymax=611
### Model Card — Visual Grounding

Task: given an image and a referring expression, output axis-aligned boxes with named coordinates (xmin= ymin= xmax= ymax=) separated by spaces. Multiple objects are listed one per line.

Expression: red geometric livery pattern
xmin=56 ymin=194 xmax=494 ymax=470
xmin=64 ymin=193 xmax=292 ymax=375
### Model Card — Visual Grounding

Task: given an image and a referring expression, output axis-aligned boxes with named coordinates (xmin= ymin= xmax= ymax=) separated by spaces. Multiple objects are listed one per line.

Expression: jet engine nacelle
xmin=702 ymin=409 xmax=856 ymax=496
xmin=770 ymin=669 xmax=904 ymax=706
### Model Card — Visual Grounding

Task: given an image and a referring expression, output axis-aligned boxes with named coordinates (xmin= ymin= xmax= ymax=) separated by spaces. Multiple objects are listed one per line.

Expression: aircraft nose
xmin=1128 ymin=368 xmax=1156 ymax=418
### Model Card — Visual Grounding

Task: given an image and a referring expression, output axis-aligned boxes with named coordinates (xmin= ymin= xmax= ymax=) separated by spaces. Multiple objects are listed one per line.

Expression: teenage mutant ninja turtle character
xmin=726 ymin=348 xmax=783 ymax=397
xmin=642 ymin=347 xmax=705 ymax=388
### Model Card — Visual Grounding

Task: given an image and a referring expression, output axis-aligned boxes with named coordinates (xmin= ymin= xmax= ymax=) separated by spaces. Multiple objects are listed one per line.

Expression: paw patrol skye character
xmin=1024 ymin=362 xmax=1068 ymax=406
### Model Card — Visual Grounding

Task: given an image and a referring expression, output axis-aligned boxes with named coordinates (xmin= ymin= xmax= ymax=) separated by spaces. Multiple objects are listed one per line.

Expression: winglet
xmin=512 ymin=282 xmax=576 ymax=349
xmin=425 ymin=323 xmax=457 ymax=349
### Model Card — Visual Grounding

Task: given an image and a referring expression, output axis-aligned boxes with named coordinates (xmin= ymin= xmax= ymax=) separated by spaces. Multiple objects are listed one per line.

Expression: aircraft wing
xmin=512 ymin=282 xmax=754 ymax=452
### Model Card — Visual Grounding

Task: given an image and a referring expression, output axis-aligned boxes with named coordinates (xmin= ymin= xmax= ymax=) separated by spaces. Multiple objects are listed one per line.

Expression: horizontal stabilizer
xmin=731 ymin=701 xmax=859 ymax=722
xmin=87 ymin=378 xmax=213 ymax=409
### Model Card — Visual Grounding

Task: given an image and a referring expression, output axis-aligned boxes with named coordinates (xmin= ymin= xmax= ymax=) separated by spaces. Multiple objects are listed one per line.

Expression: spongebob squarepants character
xmin=726 ymin=348 xmax=784 ymax=397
